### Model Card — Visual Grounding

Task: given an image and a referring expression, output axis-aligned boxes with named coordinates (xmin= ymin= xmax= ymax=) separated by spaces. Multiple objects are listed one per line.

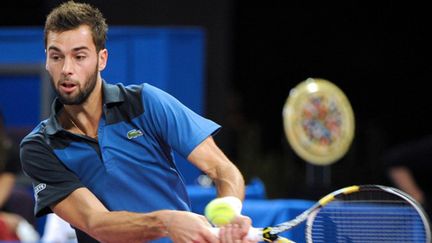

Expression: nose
xmin=61 ymin=56 xmax=73 ymax=76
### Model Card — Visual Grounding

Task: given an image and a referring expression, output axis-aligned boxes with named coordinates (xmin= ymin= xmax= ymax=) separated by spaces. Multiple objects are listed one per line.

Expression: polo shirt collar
xmin=45 ymin=80 xmax=125 ymax=135
xmin=102 ymin=80 xmax=125 ymax=105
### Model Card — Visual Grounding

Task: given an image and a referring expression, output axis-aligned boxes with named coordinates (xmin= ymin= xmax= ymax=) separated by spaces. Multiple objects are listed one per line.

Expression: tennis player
xmin=20 ymin=1 xmax=253 ymax=242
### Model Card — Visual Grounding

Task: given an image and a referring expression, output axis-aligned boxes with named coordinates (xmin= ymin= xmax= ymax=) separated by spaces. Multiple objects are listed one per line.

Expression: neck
xmin=62 ymin=79 xmax=103 ymax=138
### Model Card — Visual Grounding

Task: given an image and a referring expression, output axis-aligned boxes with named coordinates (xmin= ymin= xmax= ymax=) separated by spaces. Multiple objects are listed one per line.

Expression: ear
xmin=98 ymin=49 xmax=108 ymax=71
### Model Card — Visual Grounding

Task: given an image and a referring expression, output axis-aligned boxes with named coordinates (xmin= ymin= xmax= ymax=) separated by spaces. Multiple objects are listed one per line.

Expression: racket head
xmin=306 ymin=185 xmax=431 ymax=243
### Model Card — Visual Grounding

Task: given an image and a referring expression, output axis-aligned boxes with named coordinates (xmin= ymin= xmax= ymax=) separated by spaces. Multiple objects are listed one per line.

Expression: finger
xmin=233 ymin=225 xmax=244 ymax=243
xmin=192 ymin=235 xmax=209 ymax=243
xmin=203 ymin=227 xmax=219 ymax=243
xmin=232 ymin=216 xmax=251 ymax=237
xmin=232 ymin=215 xmax=251 ymax=227
xmin=220 ymin=225 xmax=228 ymax=243
xmin=224 ymin=224 xmax=234 ymax=243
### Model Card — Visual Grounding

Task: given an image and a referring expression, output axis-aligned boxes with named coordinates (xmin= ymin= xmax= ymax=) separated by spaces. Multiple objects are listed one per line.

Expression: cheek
xmin=46 ymin=63 xmax=67 ymax=84
xmin=46 ymin=64 xmax=60 ymax=79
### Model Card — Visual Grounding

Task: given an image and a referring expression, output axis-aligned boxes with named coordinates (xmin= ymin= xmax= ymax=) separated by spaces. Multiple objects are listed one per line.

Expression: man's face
xmin=45 ymin=25 xmax=107 ymax=105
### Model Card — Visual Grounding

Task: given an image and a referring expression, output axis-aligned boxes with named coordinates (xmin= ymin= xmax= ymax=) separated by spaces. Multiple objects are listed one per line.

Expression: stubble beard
xmin=51 ymin=63 xmax=99 ymax=105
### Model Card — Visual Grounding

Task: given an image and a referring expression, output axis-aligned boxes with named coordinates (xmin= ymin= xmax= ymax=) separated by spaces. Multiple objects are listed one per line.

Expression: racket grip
xmin=276 ymin=236 xmax=296 ymax=243
xmin=210 ymin=227 xmax=263 ymax=241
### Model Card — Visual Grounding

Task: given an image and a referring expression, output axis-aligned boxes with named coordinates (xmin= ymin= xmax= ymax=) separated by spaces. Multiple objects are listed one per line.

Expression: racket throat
xmin=262 ymin=227 xmax=279 ymax=242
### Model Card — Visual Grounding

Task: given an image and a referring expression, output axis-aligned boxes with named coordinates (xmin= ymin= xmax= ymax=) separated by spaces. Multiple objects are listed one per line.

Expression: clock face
xmin=283 ymin=78 xmax=355 ymax=165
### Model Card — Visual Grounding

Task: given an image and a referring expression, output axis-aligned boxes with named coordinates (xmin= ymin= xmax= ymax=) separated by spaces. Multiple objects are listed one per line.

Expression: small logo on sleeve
xmin=127 ymin=129 xmax=143 ymax=139
xmin=34 ymin=183 xmax=46 ymax=195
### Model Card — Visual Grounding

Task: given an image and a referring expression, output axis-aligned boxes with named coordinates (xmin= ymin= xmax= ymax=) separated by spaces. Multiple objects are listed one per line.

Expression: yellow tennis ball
xmin=205 ymin=201 xmax=236 ymax=226
xmin=205 ymin=197 xmax=241 ymax=226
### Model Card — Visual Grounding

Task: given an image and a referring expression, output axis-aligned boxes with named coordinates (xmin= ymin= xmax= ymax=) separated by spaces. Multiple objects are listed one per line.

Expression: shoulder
xmin=142 ymin=83 xmax=168 ymax=98
xmin=20 ymin=120 xmax=58 ymax=170
xmin=21 ymin=120 xmax=49 ymax=146
xmin=111 ymin=82 xmax=171 ymax=102
xmin=106 ymin=82 xmax=144 ymax=101
xmin=20 ymin=120 xmax=56 ymax=159
xmin=107 ymin=82 xmax=182 ymax=119
xmin=141 ymin=83 xmax=181 ymax=107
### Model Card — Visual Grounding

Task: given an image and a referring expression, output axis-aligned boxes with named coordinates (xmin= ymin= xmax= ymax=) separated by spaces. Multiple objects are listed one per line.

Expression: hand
xmin=219 ymin=215 xmax=257 ymax=243
xmin=0 ymin=212 xmax=22 ymax=231
xmin=162 ymin=210 xmax=218 ymax=243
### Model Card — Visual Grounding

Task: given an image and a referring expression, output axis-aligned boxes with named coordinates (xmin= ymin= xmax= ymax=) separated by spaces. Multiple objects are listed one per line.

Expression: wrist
xmin=218 ymin=196 xmax=243 ymax=215
xmin=205 ymin=196 xmax=243 ymax=226
xmin=152 ymin=210 xmax=174 ymax=237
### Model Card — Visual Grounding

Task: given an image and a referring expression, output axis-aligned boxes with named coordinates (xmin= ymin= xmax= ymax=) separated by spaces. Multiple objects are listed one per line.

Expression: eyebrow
xmin=47 ymin=46 xmax=91 ymax=53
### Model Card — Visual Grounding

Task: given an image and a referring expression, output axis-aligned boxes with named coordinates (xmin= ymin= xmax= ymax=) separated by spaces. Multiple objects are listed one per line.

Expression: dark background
xmin=1 ymin=1 xmax=431 ymax=200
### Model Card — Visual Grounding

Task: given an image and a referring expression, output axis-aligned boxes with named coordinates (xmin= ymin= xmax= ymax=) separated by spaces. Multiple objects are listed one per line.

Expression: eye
xmin=50 ymin=55 xmax=62 ymax=61
xmin=76 ymin=55 xmax=87 ymax=61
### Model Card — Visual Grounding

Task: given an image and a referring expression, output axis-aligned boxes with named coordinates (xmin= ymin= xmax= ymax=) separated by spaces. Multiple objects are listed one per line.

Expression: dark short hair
xmin=44 ymin=1 xmax=108 ymax=52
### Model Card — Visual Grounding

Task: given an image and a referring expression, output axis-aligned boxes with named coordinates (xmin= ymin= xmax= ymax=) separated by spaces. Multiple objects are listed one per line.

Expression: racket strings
xmin=308 ymin=193 xmax=429 ymax=243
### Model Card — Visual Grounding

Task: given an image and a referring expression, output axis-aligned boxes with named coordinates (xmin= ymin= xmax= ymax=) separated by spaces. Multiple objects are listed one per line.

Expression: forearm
xmin=88 ymin=210 xmax=219 ymax=243
xmin=389 ymin=166 xmax=424 ymax=203
xmin=210 ymin=163 xmax=245 ymax=200
xmin=51 ymin=188 xmax=171 ymax=243
xmin=85 ymin=210 xmax=169 ymax=243
xmin=52 ymin=188 xmax=217 ymax=243
xmin=188 ymin=136 xmax=246 ymax=200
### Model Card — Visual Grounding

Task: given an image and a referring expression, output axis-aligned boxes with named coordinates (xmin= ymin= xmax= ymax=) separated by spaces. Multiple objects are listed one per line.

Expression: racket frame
xmin=269 ymin=185 xmax=431 ymax=243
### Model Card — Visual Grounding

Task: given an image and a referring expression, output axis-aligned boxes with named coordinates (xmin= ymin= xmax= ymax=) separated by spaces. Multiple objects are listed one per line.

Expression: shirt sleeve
xmin=20 ymin=136 xmax=84 ymax=217
xmin=142 ymin=83 xmax=221 ymax=158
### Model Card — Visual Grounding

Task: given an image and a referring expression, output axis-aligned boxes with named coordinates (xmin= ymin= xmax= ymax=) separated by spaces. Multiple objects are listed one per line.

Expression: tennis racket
xmin=211 ymin=185 xmax=431 ymax=243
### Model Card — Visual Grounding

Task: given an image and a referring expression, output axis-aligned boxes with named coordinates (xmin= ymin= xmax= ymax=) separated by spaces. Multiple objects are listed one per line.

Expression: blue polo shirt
xmin=20 ymin=82 xmax=220 ymax=242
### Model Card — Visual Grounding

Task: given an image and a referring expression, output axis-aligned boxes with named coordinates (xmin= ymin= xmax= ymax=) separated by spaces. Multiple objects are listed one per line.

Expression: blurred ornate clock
xmin=283 ymin=78 xmax=355 ymax=165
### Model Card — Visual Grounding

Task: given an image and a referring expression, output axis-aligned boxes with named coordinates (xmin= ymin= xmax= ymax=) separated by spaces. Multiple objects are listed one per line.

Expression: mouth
xmin=59 ymin=80 xmax=78 ymax=94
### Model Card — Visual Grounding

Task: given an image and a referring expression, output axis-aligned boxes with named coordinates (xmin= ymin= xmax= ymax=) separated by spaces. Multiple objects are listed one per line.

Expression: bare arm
xmin=52 ymin=188 xmax=218 ymax=243
xmin=0 ymin=172 xmax=15 ymax=208
xmin=388 ymin=166 xmax=425 ymax=204
xmin=188 ymin=136 xmax=245 ymax=200
xmin=187 ymin=137 xmax=255 ymax=242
